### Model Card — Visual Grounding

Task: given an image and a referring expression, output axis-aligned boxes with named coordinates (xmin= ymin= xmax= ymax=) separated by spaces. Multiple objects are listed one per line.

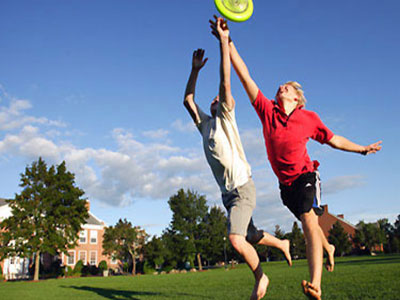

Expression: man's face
xmin=276 ymin=84 xmax=298 ymax=103
xmin=210 ymin=95 xmax=219 ymax=117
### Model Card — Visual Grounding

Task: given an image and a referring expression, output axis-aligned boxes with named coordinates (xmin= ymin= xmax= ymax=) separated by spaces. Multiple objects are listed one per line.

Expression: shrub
xmin=66 ymin=266 xmax=74 ymax=277
xmin=73 ymin=260 xmax=84 ymax=276
xmin=98 ymin=260 xmax=108 ymax=272
xmin=123 ymin=262 xmax=130 ymax=273
xmin=143 ymin=261 xmax=156 ymax=275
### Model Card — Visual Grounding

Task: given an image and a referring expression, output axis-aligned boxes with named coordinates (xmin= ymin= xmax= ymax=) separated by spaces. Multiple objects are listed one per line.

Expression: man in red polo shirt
xmin=210 ymin=17 xmax=382 ymax=300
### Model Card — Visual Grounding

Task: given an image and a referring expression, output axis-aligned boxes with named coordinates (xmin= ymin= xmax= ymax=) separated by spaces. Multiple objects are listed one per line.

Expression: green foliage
xmin=103 ymin=219 xmax=147 ymax=275
xmin=0 ymin=264 xmax=2 ymax=275
xmin=0 ymin=158 xmax=88 ymax=281
xmin=142 ymin=261 xmax=156 ymax=274
xmin=201 ymin=206 xmax=228 ymax=265
xmin=65 ymin=266 xmax=74 ymax=277
xmin=145 ymin=236 xmax=167 ymax=269
xmin=98 ymin=260 xmax=108 ymax=272
xmin=354 ymin=221 xmax=385 ymax=253
xmin=166 ymin=189 xmax=208 ymax=268
xmin=74 ymin=260 xmax=84 ymax=275
xmin=328 ymin=221 xmax=352 ymax=256
xmin=285 ymin=221 xmax=306 ymax=259
xmin=267 ymin=225 xmax=287 ymax=261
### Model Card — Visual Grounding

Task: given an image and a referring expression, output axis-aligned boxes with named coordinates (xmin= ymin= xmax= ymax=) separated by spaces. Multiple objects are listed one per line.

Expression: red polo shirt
xmin=253 ymin=90 xmax=334 ymax=185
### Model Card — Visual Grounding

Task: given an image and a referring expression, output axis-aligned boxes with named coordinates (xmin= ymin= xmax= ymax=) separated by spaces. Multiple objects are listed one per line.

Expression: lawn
xmin=1 ymin=255 xmax=399 ymax=300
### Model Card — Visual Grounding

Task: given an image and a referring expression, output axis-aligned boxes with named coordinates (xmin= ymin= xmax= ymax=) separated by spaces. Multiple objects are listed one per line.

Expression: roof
xmin=0 ymin=197 xmax=105 ymax=226
xmin=0 ymin=198 xmax=8 ymax=207
xmin=85 ymin=212 xmax=106 ymax=226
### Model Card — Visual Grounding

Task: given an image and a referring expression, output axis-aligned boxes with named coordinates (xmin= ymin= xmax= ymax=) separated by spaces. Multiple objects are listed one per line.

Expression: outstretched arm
xmin=210 ymin=15 xmax=259 ymax=104
xmin=183 ymin=49 xmax=208 ymax=124
xmin=216 ymin=18 xmax=235 ymax=110
xmin=327 ymin=135 xmax=382 ymax=155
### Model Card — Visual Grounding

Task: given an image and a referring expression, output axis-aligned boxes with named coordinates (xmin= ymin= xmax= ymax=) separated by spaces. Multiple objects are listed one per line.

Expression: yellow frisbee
xmin=214 ymin=0 xmax=254 ymax=22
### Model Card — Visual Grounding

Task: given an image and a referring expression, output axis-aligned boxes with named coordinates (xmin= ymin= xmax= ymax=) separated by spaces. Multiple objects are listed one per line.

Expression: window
xmin=67 ymin=251 xmax=75 ymax=265
xmin=79 ymin=251 xmax=87 ymax=264
xmin=90 ymin=230 xmax=98 ymax=244
xmin=89 ymin=251 xmax=97 ymax=266
xmin=79 ymin=230 xmax=87 ymax=244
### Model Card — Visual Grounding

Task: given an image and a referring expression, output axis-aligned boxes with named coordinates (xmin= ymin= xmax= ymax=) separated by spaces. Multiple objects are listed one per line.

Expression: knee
xmin=229 ymin=234 xmax=246 ymax=251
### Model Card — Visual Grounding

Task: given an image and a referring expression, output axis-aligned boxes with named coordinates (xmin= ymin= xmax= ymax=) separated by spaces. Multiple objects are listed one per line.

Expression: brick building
xmin=318 ymin=204 xmax=356 ymax=238
xmin=59 ymin=201 xmax=120 ymax=271
xmin=318 ymin=204 xmax=384 ymax=252
xmin=0 ymin=198 xmax=121 ymax=279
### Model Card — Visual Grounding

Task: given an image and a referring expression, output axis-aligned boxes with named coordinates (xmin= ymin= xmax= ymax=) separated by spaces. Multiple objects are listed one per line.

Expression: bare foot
xmin=250 ymin=273 xmax=269 ymax=300
xmin=282 ymin=239 xmax=292 ymax=267
xmin=301 ymin=280 xmax=321 ymax=300
xmin=325 ymin=244 xmax=335 ymax=272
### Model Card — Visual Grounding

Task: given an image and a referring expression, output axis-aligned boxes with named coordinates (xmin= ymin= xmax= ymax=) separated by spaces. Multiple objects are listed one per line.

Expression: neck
xmin=279 ymin=99 xmax=297 ymax=115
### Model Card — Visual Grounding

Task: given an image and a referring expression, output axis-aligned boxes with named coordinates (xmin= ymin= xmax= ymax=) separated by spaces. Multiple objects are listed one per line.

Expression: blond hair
xmin=285 ymin=81 xmax=307 ymax=107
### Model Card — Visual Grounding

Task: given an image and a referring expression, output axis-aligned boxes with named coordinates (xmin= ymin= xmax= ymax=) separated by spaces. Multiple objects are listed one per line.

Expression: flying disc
xmin=214 ymin=0 xmax=253 ymax=22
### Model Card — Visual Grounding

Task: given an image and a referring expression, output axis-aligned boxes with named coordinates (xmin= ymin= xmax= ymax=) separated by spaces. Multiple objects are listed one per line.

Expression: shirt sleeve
xmin=310 ymin=112 xmax=334 ymax=144
xmin=219 ymin=101 xmax=235 ymax=122
xmin=252 ymin=90 xmax=274 ymax=122
xmin=195 ymin=104 xmax=211 ymax=132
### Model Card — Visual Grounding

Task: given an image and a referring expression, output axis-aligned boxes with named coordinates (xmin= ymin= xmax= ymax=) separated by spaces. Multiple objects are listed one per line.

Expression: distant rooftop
xmin=1 ymin=198 xmax=105 ymax=226
xmin=86 ymin=212 xmax=105 ymax=226
xmin=0 ymin=198 xmax=8 ymax=206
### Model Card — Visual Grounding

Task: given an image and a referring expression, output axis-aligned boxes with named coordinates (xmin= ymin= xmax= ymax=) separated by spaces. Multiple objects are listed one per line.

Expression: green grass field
xmin=1 ymin=255 xmax=399 ymax=300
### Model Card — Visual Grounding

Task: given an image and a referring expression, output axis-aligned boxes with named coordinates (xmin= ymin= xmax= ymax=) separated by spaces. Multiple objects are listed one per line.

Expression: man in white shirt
xmin=183 ymin=19 xmax=291 ymax=300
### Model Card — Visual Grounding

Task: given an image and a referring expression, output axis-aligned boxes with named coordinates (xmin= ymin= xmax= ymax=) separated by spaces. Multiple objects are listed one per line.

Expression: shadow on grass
xmin=335 ymin=256 xmax=400 ymax=266
xmin=64 ymin=285 xmax=211 ymax=299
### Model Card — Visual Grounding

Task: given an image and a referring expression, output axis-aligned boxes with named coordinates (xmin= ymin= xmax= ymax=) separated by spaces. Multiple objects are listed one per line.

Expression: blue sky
xmin=1 ymin=0 xmax=399 ymax=237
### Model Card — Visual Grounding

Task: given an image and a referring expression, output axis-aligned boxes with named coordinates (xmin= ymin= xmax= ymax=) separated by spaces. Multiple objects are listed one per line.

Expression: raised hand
xmin=362 ymin=141 xmax=382 ymax=155
xmin=192 ymin=48 xmax=208 ymax=71
xmin=209 ymin=15 xmax=230 ymax=42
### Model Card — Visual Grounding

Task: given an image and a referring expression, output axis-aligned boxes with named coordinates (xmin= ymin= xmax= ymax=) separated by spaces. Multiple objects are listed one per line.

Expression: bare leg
xmin=257 ymin=232 xmax=292 ymax=266
xmin=300 ymin=210 xmax=323 ymax=300
xmin=230 ymin=234 xmax=269 ymax=300
xmin=319 ymin=227 xmax=335 ymax=272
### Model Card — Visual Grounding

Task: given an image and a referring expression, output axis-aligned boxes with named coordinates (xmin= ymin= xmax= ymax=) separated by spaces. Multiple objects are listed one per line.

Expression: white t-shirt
xmin=196 ymin=102 xmax=251 ymax=193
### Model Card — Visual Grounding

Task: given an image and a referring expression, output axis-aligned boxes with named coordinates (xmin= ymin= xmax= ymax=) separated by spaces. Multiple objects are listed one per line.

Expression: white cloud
xmin=0 ymin=87 xmax=383 ymax=234
xmin=171 ymin=119 xmax=196 ymax=132
xmin=323 ymin=175 xmax=366 ymax=194
xmin=0 ymin=87 xmax=66 ymax=131
xmin=142 ymin=129 xmax=169 ymax=139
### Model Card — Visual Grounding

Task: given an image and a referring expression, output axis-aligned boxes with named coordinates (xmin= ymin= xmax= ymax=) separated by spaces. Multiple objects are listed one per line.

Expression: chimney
xmin=85 ymin=200 xmax=90 ymax=212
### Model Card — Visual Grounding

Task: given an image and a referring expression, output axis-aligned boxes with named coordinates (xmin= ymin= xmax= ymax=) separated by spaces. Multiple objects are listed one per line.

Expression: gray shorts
xmin=222 ymin=178 xmax=263 ymax=243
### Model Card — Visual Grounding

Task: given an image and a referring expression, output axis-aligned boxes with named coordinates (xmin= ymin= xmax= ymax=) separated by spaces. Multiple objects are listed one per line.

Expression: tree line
xmin=1 ymin=158 xmax=399 ymax=280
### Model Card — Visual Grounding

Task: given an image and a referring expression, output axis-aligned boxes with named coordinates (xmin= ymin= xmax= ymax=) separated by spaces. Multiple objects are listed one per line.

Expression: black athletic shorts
xmin=279 ymin=171 xmax=324 ymax=220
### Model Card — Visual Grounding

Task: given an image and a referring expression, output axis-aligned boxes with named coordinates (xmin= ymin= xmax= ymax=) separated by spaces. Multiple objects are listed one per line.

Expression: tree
xmin=145 ymin=236 xmax=168 ymax=269
xmin=328 ymin=221 xmax=352 ymax=256
xmin=394 ymin=215 xmax=400 ymax=238
xmin=266 ymin=225 xmax=286 ymax=261
xmin=286 ymin=222 xmax=306 ymax=259
xmin=167 ymin=189 xmax=208 ymax=270
xmin=102 ymin=219 xmax=147 ymax=275
xmin=0 ymin=158 xmax=88 ymax=281
xmin=377 ymin=218 xmax=394 ymax=253
xmin=201 ymin=206 xmax=228 ymax=265
xmin=353 ymin=221 xmax=385 ymax=254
